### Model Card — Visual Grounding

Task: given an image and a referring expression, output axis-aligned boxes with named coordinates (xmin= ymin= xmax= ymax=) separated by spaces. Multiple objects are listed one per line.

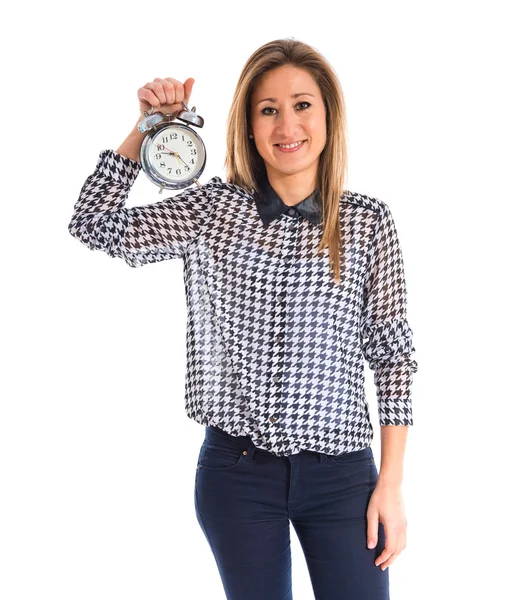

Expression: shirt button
xmin=276 ymin=294 xmax=284 ymax=302
xmin=272 ymin=375 xmax=281 ymax=383
xmin=270 ymin=416 xmax=277 ymax=423
xmin=288 ymin=208 xmax=296 ymax=216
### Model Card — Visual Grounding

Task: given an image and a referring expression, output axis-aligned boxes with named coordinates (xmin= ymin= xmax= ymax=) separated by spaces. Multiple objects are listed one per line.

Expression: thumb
xmin=367 ymin=511 xmax=379 ymax=549
xmin=183 ymin=77 xmax=195 ymax=104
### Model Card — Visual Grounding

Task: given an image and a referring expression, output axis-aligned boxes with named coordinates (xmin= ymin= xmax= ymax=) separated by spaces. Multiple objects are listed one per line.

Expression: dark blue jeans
xmin=194 ymin=425 xmax=389 ymax=600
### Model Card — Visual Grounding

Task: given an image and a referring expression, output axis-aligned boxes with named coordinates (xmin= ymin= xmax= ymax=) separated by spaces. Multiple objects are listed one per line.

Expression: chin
xmin=269 ymin=160 xmax=315 ymax=177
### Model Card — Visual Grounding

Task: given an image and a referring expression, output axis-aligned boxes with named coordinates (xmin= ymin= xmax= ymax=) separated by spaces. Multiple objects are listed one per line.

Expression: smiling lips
xmin=275 ymin=140 xmax=307 ymax=153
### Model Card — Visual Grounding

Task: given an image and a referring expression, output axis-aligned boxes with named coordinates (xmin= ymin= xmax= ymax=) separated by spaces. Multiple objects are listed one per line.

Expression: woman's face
xmin=249 ymin=64 xmax=327 ymax=181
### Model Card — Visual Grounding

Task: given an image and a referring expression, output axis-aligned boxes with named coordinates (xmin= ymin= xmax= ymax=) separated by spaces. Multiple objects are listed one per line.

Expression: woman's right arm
xmin=67 ymin=77 xmax=219 ymax=267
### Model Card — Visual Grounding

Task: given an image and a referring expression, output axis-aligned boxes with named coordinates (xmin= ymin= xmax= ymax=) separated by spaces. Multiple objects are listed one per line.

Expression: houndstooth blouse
xmin=68 ymin=148 xmax=418 ymax=457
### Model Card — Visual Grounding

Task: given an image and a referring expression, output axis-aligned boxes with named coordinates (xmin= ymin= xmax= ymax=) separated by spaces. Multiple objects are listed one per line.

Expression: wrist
xmin=130 ymin=116 xmax=146 ymax=137
xmin=377 ymin=472 xmax=403 ymax=487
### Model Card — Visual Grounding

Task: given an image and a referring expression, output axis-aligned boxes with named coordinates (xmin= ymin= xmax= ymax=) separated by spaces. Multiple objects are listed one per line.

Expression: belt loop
xmin=318 ymin=452 xmax=326 ymax=464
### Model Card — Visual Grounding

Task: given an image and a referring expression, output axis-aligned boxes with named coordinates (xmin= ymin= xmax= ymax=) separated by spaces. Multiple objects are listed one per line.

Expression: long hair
xmin=224 ymin=38 xmax=349 ymax=284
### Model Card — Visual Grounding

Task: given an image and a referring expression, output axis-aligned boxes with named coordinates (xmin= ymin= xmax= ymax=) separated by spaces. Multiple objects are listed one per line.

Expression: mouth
xmin=274 ymin=140 xmax=307 ymax=153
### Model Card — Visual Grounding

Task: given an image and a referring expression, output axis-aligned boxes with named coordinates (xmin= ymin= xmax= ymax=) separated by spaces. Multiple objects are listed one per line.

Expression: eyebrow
xmin=255 ymin=92 xmax=315 ymax=105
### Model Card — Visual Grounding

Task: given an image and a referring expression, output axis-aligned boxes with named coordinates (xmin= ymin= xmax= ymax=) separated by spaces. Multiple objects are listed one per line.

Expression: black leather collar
xmin=252 ymin=173 xmax=323 ymax=227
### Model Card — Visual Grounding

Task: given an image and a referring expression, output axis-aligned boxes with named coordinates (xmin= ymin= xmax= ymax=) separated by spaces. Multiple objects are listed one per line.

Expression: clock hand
xmin=159 ymin=145 xmax=179 ymax=155
xmin=173 ymin=153 xmax=190 ymax=169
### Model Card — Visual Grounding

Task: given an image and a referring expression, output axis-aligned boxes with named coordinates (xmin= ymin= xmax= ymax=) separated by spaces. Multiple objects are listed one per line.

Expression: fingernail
xmin=368 ymin=541 xmax=375 ymax=549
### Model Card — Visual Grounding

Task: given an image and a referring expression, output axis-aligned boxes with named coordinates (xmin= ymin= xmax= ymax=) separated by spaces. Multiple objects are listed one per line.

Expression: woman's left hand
xmin=366 ymin=479 xmax=407 ymax=570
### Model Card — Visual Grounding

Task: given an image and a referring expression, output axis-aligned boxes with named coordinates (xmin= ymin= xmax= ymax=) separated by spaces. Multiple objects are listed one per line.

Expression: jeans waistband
xmin=204 ymin=425 xmax=335 ymax=462
xmin=205 ymin=425 xmax=272 ymax=452
xmin=204 ymin=424 xmax=374 ymax=465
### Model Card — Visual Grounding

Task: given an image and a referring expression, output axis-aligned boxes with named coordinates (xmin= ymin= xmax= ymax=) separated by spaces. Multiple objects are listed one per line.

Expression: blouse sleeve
xmin=360 ymin=200 xmax=418 ymax=426
xmin=68 ymin=149 xmax=219 ymax=267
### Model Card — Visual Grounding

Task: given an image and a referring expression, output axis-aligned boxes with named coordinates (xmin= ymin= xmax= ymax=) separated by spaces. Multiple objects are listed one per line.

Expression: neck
xmin=265 ymin=162 xmax=318 ymax=207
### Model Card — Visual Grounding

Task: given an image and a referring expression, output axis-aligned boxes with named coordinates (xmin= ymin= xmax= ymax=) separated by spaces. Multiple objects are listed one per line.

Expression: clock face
xmin=149 ymin=123 xmax=205 ymax=182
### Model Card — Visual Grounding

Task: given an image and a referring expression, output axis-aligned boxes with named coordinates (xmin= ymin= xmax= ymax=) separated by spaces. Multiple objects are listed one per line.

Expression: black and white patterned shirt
xmin=68 ymin=149 xmax=418 ymax=457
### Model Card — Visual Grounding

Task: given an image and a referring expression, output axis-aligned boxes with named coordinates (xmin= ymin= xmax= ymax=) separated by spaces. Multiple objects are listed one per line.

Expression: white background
xmin=1 ymin=0 xmax=506 ymax=598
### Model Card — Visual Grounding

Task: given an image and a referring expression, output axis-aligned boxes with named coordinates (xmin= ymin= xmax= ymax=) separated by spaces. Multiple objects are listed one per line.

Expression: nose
xmin=275 ymin=107 xmax=302 ymax=140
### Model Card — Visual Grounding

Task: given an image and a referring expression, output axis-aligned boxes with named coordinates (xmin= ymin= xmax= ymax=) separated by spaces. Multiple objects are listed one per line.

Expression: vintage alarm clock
xmin=137 ymin=99 xmax=206 ymax=193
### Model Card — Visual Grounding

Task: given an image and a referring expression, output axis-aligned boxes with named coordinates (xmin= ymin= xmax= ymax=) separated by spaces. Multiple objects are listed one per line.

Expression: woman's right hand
xmin=138 ymin=77 xmax=195 ymax=119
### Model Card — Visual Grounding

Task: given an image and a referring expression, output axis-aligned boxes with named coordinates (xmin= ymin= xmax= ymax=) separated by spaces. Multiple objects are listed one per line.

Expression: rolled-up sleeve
xmin=360 ymin=201 xmax=418 ymax=426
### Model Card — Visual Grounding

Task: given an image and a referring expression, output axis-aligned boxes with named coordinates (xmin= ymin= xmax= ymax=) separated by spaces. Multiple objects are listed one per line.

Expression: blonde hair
xmin=224 ymin=38 xmax=349 ymax=284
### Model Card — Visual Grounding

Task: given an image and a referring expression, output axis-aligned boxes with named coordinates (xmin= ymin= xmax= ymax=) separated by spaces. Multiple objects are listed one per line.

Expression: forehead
xmin=252 ymin=65 xmax=318 ymax=97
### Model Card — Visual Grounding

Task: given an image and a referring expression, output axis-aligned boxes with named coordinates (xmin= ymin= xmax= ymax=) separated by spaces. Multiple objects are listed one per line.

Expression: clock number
xmin=191 ymin=149 xmax=197 ymax=155
xmin=176 ymin=168 xmax=181 ymax=175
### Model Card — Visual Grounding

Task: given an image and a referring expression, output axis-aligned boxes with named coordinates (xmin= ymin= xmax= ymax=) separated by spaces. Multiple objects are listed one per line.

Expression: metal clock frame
xmin=139 ymin=121 xmax=207 ymax=192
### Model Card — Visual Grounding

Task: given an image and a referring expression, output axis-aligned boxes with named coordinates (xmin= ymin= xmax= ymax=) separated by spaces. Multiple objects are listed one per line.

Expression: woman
xmin=69 ymin=38 xmax=418 ymax=600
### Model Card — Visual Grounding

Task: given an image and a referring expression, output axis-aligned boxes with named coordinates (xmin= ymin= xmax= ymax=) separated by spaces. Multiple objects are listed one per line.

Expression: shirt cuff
xmin=96 ymin=149 xmax=142 ymax=187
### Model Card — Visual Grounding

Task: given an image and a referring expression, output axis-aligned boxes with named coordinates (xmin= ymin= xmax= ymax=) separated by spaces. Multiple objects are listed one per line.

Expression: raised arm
xmin=360 ymin=201 xmax=418 ymax=426
xmin=68 ymin=148 xmax=219 ymax=267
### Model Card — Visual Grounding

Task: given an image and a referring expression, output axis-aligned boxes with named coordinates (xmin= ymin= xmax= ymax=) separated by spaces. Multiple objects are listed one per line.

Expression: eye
xmin=261 ymin=101 xmax=311 ymax=115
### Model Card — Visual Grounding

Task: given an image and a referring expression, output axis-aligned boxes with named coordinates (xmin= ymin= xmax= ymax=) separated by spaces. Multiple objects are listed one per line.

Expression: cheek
xmin=308 ymin=127 xmax=327 ymax=153
xmin=307 ymin=113 xmax=326 ymax=138
xmin=253 ymin=126 xmax=275 ymax=153
xmin=251 ymin=113 xmax=266 ymax=130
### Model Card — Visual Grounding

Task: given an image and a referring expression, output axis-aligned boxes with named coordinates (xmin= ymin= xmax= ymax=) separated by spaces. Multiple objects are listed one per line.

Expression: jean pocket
xmin=197 ymin=438 xmax=247 ymax=470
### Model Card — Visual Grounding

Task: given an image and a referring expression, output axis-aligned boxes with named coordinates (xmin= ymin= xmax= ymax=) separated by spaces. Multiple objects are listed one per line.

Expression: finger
xmin=183 ymin=77 xmax=195 ymax=104
xmin=374 ymin=525 xmax=397 ymax=566
xmin=138 ymin=86 xmax=162 ymax=109
xmin=173 ymin=80 xmax=185 ymax=105
xmin=153 ymin=78 xmax=172 ymax=105
xmin=379 ymin=549 xmax=401 ymax=570
xmin=164 ymin=77 xmax=185 ymax=106
xmin=141 ymin=82 xmax=165 ymax=108
xmin=366 ymin=511 xmax=378 ymax=549
xmin=375 ymin=546 xmax=394 ymax=567
xmin=376 ymin=524 xmax=406 ymax=569
xmin=161 ymin=78 xmax=179 ymax=106
xmin=393 ymin=521 xmax=406 ymax=555
xmin=146 ymin=81 xmax=167 ymax=106
xmin=378 ymin=530 xmax=402 ymax=570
